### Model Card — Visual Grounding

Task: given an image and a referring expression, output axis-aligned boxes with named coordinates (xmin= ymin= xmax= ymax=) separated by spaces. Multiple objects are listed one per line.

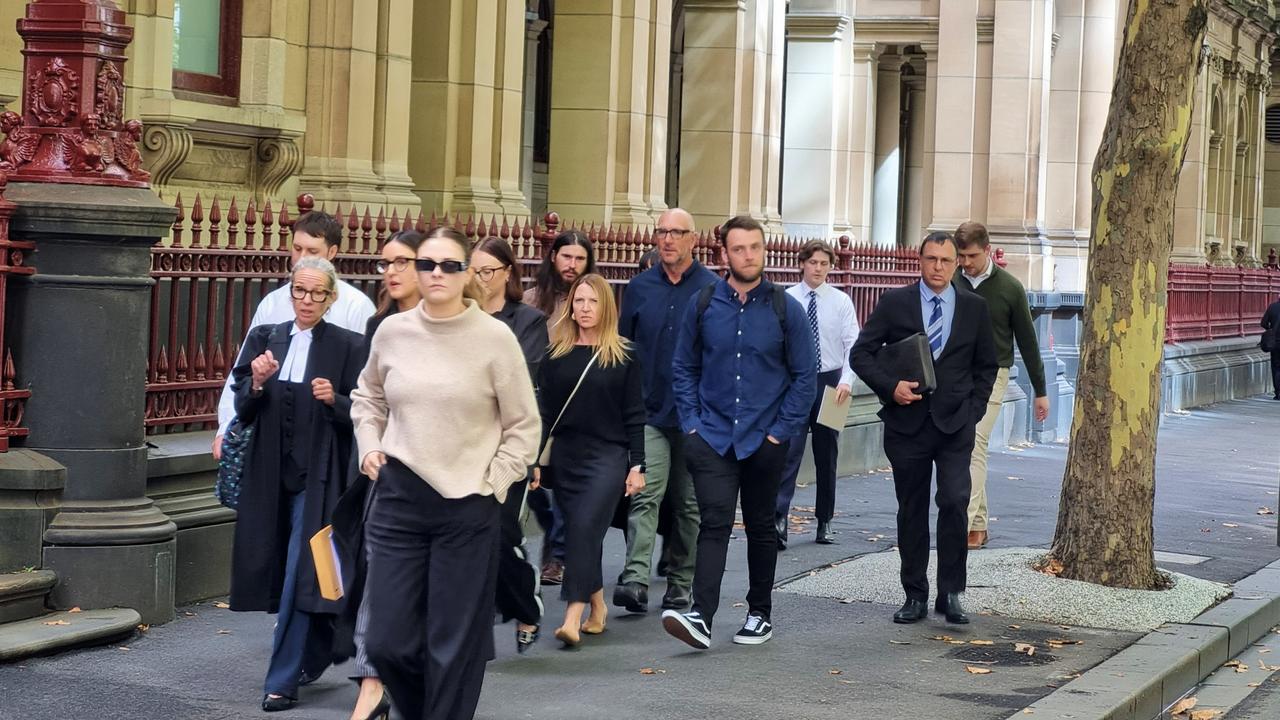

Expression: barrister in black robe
xmin=228 ymin=293 xmax=364 ymax=710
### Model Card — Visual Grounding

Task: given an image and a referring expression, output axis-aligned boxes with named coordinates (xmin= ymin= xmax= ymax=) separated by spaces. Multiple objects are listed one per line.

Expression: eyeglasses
xmin=290 ymin=286 xmax=333 ymax=303
xmin=375 ymin=257 xmax=414 ymax=273
xmin=654 ymin=228 xmax=691 ymax=239
xmin=474 ymin=266 xmax=508 ymax=282
xmin=414 ymin=258 xmax=470 ymax=274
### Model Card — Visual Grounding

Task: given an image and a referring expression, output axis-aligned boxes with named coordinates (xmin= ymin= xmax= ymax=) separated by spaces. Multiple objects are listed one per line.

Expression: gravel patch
xmin=780 ymin=547 xmax=1231 ymax=632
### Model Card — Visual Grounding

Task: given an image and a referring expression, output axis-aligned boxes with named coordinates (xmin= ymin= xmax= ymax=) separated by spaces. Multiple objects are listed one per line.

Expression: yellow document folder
xmin=309 ymin=524 xmax=345 ymax=601
xmin=816 ymin=385 xmax=851 ymax=431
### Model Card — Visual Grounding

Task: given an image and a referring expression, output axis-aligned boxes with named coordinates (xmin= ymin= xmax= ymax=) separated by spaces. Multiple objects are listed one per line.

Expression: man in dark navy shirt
xmin=662 ymin=215 xmax=816 ymax=649
xmin=614 ymin=208 xmax=719 ymax=614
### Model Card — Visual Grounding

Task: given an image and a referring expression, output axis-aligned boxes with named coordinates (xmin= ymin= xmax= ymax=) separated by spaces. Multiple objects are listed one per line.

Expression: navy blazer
xmin=850 ymin=281 xmax=998 ymax=435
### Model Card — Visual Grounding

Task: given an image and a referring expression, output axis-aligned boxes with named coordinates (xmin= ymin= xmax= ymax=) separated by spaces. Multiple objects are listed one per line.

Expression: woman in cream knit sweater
xmin=350 ymin=226 xmax=540 ymax=720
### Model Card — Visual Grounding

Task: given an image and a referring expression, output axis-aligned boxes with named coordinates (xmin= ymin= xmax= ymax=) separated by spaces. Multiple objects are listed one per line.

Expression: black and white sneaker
xmin=662 ymin=609 xmax=711 ymax=650
xmin=732 ymin=614 xmax=773 ymax=645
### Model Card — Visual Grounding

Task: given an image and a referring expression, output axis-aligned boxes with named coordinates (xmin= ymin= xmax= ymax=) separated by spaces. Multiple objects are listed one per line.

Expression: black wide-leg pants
xmin=364 ymin=458 xmax=501 ymax=720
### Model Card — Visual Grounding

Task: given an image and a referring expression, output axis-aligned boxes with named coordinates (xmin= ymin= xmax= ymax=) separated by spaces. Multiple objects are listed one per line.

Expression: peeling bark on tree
xmin=1046 ymin=0 xmax=1207 ymax=589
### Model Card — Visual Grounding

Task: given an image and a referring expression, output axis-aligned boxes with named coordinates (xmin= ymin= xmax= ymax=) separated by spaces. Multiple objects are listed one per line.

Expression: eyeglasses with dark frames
xmin=653 ymin=228 xmax=692 ymax=239
xmin=290 ymin=286 xmax=333 ymax=303
xmin=414 ymin=258 xmax=470 ymax=274
xmin=473 ymin=265 xmax=508 ymax=282
xmin=375 ymin=257 xmax=415 ymax=273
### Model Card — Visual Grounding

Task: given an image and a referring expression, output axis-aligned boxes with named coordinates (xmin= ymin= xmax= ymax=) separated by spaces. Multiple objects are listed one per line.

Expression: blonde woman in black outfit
xmin=472 ymin=236 xmax=549 ymax=653
xmin=535 ymin=273 xmax=646 ymax=647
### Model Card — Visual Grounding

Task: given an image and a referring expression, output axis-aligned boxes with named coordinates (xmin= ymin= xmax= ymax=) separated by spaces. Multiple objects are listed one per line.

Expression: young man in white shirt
xmin=211 ymin=210 xmax=376 ymax=458
xmin=775 ymin=240 xmax=859 ymax=547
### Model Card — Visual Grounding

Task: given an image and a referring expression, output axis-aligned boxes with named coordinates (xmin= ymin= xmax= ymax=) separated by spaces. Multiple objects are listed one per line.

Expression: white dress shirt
xmin=216 ymin=279 xmax=375 ymax=433
xmin=964 ymin=258 xmax=994 ymax=288
xmin=786 ymin=281 xmax=860 ymax=387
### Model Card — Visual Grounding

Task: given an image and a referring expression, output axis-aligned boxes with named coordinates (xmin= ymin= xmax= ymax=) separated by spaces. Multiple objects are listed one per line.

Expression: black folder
xmin=875 ymin=332 xmax=937 ymax=394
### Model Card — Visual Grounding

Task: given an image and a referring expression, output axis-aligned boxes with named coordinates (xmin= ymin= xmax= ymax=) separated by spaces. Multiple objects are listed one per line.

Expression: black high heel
xmin=262 ymin=694 xmax=296 ymax=712
xmin=356 ymin=688 xmax=391 ymax=720
xmin=516 ymin=624 xmax=540 ymax=654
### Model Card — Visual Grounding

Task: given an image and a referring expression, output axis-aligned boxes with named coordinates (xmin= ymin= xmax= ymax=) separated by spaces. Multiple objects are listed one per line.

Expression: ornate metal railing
xmin=143 ymin=193 xmax=921 ymax=434
xmin=1166 ymin=263 xmax=1280 ymax=343
xmin=0 ymin=179 xmax=34 ymax=450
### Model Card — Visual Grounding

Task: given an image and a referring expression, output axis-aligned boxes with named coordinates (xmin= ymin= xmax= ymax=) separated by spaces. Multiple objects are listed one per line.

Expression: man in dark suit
xmin=850 ymin=231 xmax=998 ymax=625
xmin=1262 ymin=297 xmax=1280 ymax=399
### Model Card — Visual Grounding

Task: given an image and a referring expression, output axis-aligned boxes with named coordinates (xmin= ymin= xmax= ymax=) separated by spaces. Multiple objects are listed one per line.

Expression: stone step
xmin=0 ymin=570 xmax=56 ymax=624
xmin=0 ymin=608 xmax=140 ymax=663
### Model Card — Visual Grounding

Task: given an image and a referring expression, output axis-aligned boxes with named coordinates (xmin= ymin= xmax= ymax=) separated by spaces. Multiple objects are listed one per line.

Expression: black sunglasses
xmin=414 ymin=258 xmax=470 ymax=274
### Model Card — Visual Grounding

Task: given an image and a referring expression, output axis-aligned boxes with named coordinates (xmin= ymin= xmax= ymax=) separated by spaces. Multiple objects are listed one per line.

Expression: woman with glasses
xmin=227 ymin=257 xmax=365 ymax=713
xmin=334 ymin=229 xmax=425 ymax=720
xmin=472 ymin=236 xmax=549 ymax=653
xmin=352 ymin=226 xmax=540 ymax=720
xmin=535 ymin=273 xmax=646 ymax=647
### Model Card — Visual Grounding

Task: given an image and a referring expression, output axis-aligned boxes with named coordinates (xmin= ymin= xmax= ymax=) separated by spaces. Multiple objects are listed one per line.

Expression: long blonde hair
xmin=549 ymin=273 xmax=630 ymax=368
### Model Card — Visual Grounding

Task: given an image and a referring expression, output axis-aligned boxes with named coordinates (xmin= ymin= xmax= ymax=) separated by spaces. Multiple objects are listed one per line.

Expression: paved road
xmin=0 ymin=397 xmax=1276 ymax=719
xmin=1225 ymin=674 xmax=1280 ymax=718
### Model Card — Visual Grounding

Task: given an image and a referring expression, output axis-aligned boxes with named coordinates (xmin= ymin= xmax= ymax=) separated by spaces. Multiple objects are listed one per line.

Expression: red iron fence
xmin=144 ymin=193 xmax=918 ymax=434
xmin=0 ymin=180 xmax=33 ymax=451
xmin=1165 ymin=263 xmax=1280 ymax=343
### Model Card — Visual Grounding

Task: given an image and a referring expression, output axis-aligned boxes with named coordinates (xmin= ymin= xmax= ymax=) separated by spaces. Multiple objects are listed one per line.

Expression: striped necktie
xmin=927 ymin=296 xmax=944 ymax=359
xmin=807 ymin=290 xmax=821 ymax=363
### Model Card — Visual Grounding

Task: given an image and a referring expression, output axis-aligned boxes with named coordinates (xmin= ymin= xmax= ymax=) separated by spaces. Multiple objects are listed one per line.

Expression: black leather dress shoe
xmin=262 ymin=694 xmax=297 ymax=712
xmin=775 ymin=516 xmax=788 ymax=551
xmin=612 ymin=581 xmax=648 ymax=613
xmin=815 ymin=521 xmax=835 ymax=544
xmin=935 ymin=593 xmax=970 ymax=624
xmin=892 ymin=598 xmax=928 ymax=624
xmin=661 ymin=585 xmax=691 ymax=610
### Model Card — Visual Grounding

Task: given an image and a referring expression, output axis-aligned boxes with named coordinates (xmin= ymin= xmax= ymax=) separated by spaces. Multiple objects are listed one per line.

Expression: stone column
xmin=870 ymin=52 xmax=902 ymax=248
xmin=1172 ymin=44 xmax=1211 ymax=265
xmin=780 ymin=4 xmax=851 ymax=238
xmin=844 ymin=41 xmax=880 ymax=243
xmin=679 ymin=0 xmax=785 ymax=231
xmin=521 ymin=12 xmax=549 ymax=208
xmin=545 ymin=0 xmax=671 ymax=225
xmin=902 ymin=68 xmax=927 ymax=246
xmin=370 ymin=0 xmax=420 ymax=208
xmin=0 ymin=0 xmax=178 ymax=624
xmin=929 ymin=0 xmax=981 ymax=230
xmin=985 ymin=0 xmax=1052 ymax=284
xmin=296 ymin=0 xmax=384 ymax=205
xmin=918 ymin=42 xmax=938 ymax=241
xmin=408 ymin=0 xmax=530 ymax=216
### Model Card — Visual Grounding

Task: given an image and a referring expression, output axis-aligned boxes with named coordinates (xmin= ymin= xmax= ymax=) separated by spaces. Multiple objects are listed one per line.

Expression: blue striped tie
xmin=927 ymin=296 xmax=944 ymax=359
xmin=807 ymin=290 xmax=821 ymax=362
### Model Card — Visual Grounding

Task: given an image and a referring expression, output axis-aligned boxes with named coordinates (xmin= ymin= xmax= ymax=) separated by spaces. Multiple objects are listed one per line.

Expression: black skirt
xmin=550 ymin=433 xmax=627 ymax=603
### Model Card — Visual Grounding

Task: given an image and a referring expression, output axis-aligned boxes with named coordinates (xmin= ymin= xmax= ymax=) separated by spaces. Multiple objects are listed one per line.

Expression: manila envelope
xmin=309 ymin=524 xmax=344 ymax=601
xmin=815 ymin=385 xmax=851 ymax=431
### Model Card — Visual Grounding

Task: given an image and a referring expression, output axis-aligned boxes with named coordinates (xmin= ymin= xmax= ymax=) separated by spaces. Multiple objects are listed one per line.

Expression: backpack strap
xmin=694 ymin=282 xmax=716 ymax=334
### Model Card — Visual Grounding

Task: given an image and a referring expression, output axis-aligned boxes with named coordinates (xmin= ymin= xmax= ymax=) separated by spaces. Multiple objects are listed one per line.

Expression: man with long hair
xmin=523 ymin=230 xmax=596 ymax=322
xmin=664 ymin=215 xmax=815 ymax=649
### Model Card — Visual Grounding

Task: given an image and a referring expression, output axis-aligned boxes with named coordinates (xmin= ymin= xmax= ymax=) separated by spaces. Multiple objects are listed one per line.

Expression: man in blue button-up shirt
xmin=661 ymin=215 xmax=816 ymax=650
xmin=613 ymin=208 xmax=718 ymax=615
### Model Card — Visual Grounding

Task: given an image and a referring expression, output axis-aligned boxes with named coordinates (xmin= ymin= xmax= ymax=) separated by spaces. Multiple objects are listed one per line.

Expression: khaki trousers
xmin=967 ymin=367 xmax=1010 ymax=531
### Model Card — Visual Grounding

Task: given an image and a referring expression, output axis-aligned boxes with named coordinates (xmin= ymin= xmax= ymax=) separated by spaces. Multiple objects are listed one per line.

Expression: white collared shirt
xmin=278 ymin=323 xmax=313 ymax=383
xmin=786 ymin=281 xmax=860 ymax=387
xmin=964 ymin=259 xmax=994 ymax=288
xmin=216 ymin=279 xmax=375 ymax=433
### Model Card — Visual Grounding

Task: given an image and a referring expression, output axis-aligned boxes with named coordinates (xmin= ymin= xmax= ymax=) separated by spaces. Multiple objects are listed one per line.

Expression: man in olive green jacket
xmin=953 ymin=222 xmax=1050 ymax=549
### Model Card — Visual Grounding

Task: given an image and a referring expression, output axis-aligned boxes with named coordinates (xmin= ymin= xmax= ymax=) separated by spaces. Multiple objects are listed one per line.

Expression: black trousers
xmin=1271 ymin=351 xmax=1280 ymax=398
xmin=364 ymin=458 xmax=500 ymax=720
xmin=883 ymin=420 xmax=976 ymax=602
xmin=495 ymin=478 xmax=542 ymax=626
xmin=685 ymin=434 xmax=789 ymax=626
xmin=776 ymin=369 xmax=843 ymax=523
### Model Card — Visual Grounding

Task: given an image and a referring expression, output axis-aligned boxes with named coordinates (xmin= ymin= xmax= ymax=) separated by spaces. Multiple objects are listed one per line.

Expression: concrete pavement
xmin=0 ymin=397 xmax=1276 ymax=719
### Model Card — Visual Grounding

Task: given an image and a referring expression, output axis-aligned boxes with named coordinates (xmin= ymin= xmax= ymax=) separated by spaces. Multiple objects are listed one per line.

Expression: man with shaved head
xmin=613 ymin=207 xmax=718 ymax=613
